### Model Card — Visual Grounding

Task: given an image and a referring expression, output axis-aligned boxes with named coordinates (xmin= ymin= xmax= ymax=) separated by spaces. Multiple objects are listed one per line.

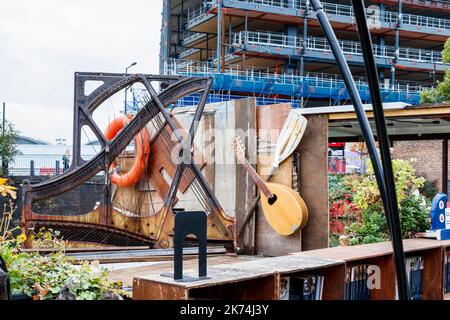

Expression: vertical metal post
xmin=300 ymin=0 xmax=309 ymax=107
xmin=351 ymin=0 xmax=409 ymax=300
xmin=285 ymin=25 xmax=298 ymax=75
xmin=221 ymin=8 xmax=226 ymax=73
xmin=443 ymin=139 xmax=449 ymax=196
xmin=378 ymin=2 xmax=386 ymax=82
xmin=55 ymin=160 xmax=60 ymax=176
xmin=245 ymin=13 xmax=248 ymax=32
xmin=2 ymin=102 xmax=6 ymax=175
xmin=308 ymin=0 xmax=410 ymax=297
xmin=217 ymin=0 xmax=223 ymax=72
xmin=160 ymin=0 xmax=171 ymax=74
xmin=30 ymin=160 xmax=35 ymax=176
xmin=2 ymin=102 xmax=5 ymax=136
xmin=391 ymin=0 xmax=402 ymax=89
xmin=206 ymin=34 xmax=209 ymax=61
xmin=228 ymin=16 xmax=232 ymax=49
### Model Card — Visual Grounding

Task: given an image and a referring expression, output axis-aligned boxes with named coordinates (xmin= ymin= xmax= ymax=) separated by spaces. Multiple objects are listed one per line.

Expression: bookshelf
xmin=132 ymin=239 xmax=450 ymax=300
xmin=298 ymin=245 xmax=396 ymax=299
xmin=301 ymin=239 xmax=444 ymax=300
xmin=133 ymin=255 xmax=344 ymax=300
xmin=437 ymin=240 xmax=450 ymax=300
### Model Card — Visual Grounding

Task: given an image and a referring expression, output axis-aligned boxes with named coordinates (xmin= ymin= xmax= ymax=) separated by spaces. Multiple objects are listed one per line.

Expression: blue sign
xmin=430 ymin=193 xmax=448 ymax=231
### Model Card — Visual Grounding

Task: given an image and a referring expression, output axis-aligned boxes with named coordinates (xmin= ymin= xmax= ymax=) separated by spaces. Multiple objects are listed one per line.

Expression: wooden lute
xmin=233 ymin=137 xmax=308 ymax=236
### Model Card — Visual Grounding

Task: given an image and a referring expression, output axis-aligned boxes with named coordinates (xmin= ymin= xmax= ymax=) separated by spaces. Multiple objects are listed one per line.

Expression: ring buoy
xmin=104 ymin=115 xmax=150 ymax=187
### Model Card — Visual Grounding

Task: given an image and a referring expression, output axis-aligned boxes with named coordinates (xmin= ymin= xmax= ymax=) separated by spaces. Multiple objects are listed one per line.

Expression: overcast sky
xmin=0 ymin=0 xmax=163 ymax=144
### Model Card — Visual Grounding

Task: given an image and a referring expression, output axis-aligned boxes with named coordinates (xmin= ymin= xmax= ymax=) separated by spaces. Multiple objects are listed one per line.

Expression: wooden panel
xmin=321 ymin=264 xmax=346 ymax=300
xmin=421 ymin=247 xmax=444 ymax=300
xmin=235 ymin=98 xmax=257 ymax=255
xmin=279 ymin=264 xmax=345 ymax=300
xmin=367 ymin=255 xmax=396 ymax=300
xmin=299 ymin=114 xmax=329 ymax=250
xmin=255 ymin=103 xmax=301 ymax=256
xmin=189 ymin=276 xmax=278 ymax=300
xmin=133 ymin=279 xmax=187 ymax=300
xmin=203 ymin=113 xmax=215 ymax=192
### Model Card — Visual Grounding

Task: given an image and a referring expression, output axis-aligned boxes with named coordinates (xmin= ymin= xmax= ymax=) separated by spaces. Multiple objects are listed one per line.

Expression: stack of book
xmin=405 ymin=256 xmax=424 ymax=300
xmin=344 ymin=264 xmax=371 ymax=300
xmin=445 ymin=252 xmax=450 ymax=294
xmin=280 ymin=275 xmax=324 ymax=300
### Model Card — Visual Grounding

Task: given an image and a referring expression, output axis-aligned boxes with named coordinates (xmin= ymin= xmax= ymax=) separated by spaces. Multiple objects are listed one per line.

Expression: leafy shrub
xmin=419 ymin=180 xmax=437 ymax=200
xmin=329 ymin=174 xmax=361 ymax=219
xmin=344 ymin=159 xmax=430 ymax=245
xmin=0 ymin=179 xmax=127 ymax=300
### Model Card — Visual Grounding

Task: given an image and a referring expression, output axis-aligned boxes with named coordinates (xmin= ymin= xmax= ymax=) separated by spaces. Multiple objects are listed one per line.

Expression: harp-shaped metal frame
xmin=21 ymin=72 xmax=232 ymax=247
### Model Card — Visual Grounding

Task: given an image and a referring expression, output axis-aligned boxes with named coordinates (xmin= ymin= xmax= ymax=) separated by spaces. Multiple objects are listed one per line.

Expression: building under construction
xmin=159 ymin=0 xmax=450 ymax=107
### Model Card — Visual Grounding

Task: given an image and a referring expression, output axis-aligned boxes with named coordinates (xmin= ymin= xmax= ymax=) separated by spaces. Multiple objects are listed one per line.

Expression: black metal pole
xmin=351 ymin=0 xmax=410 ymax=300
xmin=308 ymin=0 xmax=389 ymax=217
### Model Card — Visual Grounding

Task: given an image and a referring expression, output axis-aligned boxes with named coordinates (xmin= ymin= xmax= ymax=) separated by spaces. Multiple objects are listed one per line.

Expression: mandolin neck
xmin=238 ymin=157 xmax=274 ymax=199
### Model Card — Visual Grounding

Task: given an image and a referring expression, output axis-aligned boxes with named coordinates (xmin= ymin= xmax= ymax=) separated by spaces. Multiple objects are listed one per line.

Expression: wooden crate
xmin=133 ymin=255 xmax=344 ymax=300
xmin=301 ymin=239 xmax=445 ymax=300
xmin=299 ymin=245 xmax=396 ymax=299
xmin=131 ymin=239 xmax=450 ymax=300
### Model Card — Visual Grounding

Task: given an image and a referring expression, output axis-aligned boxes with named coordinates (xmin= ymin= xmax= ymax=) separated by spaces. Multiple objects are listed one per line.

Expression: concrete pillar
xmin=217 ymin=0 xmax=223 ymax=72
xmin=285 ymin=24 xmax=299 ymax=75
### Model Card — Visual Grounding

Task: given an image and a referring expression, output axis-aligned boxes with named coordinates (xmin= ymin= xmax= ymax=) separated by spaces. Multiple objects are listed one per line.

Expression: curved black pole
xmin=351 ymin=0 xmax=409 ymax=300
xmin=308 ymin=0 xmax=409 ymax=299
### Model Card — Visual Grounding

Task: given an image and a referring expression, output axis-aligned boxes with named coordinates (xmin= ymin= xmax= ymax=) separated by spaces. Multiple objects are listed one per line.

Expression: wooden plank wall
xmin=235 ymin=98 xmax=258 ymax=255
xmin=255 ymin=104 xmax=300 ymax=256
xmin=254 ymin=107 xmax=330 ymax=255
xmin=299 ymin=114 xmax=329 ymax=250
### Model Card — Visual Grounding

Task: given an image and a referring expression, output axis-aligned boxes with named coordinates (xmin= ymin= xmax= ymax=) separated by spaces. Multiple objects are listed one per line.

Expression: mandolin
xmin=233 ymin=137 xmax=308 ymax=236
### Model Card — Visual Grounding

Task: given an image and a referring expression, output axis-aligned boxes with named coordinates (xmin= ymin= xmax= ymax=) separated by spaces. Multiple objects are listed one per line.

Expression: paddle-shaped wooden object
xmin=233 ymin=137 xmax=308 ymax=236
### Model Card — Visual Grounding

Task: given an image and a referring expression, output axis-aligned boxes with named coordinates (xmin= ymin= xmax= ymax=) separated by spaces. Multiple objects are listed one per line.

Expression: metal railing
xmin=186 ymin=0 xmax=450 ymax=31
xmin=166 ymin=58 xmax=431 ymax=94
xmin=8 ymin=154 xmax=99 ymax=176
xmin=179 ymin=47 xmax=200 ymax=59
xmin=9 ymin=154 xmax=69 ymax=176
xmin=182 ymin=32 xmax=206 ymax=46
xmin=186 ymin=2 xmax=215 ymax=29
xmin=233 ymin=31 xmax=444 ymax=64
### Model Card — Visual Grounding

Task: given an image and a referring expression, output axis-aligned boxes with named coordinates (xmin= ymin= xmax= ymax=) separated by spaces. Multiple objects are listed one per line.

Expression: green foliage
xmin=347 ymin=195 xmax=429 ymax=245
xmin=329 ymin=174 xmax=354 ymax=204
xmin=0 ymin=121 xmax=20 ymax=176
xmin=347 ymin=203 xmax=389 ymax=245
xmin=420 ymin=37 xmax=450 ymax=104
xmin=419 ymin=180 xmax=437 ymax=201
xmin=345 ymin=159 xmax=429 ymax=245
xmin=399 ymin=195 xmax=429 ymax=238
xmin=443 ymin=37 xmax=450 ymax=64
xmin=352 ymin=159 xmax=425 ymax=210
xmin=0 ymin=181 xmax=126 ymax=300
xmin=1 ymin=228 xmax=127 ymax=300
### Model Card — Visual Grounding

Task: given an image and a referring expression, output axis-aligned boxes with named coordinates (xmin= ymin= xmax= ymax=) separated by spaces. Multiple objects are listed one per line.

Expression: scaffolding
xmin=161 ymin=0 xmax=448 ymax=107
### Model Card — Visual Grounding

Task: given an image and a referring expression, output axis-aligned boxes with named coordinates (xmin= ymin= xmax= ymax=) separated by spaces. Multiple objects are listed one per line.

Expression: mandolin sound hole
xmin=268 ymin=194 xmax=278 ymax=206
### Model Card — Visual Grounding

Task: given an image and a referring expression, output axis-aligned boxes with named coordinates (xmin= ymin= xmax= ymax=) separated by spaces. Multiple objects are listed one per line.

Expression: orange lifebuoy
xmin=104 ymin=115 xmax=150 ymax=187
